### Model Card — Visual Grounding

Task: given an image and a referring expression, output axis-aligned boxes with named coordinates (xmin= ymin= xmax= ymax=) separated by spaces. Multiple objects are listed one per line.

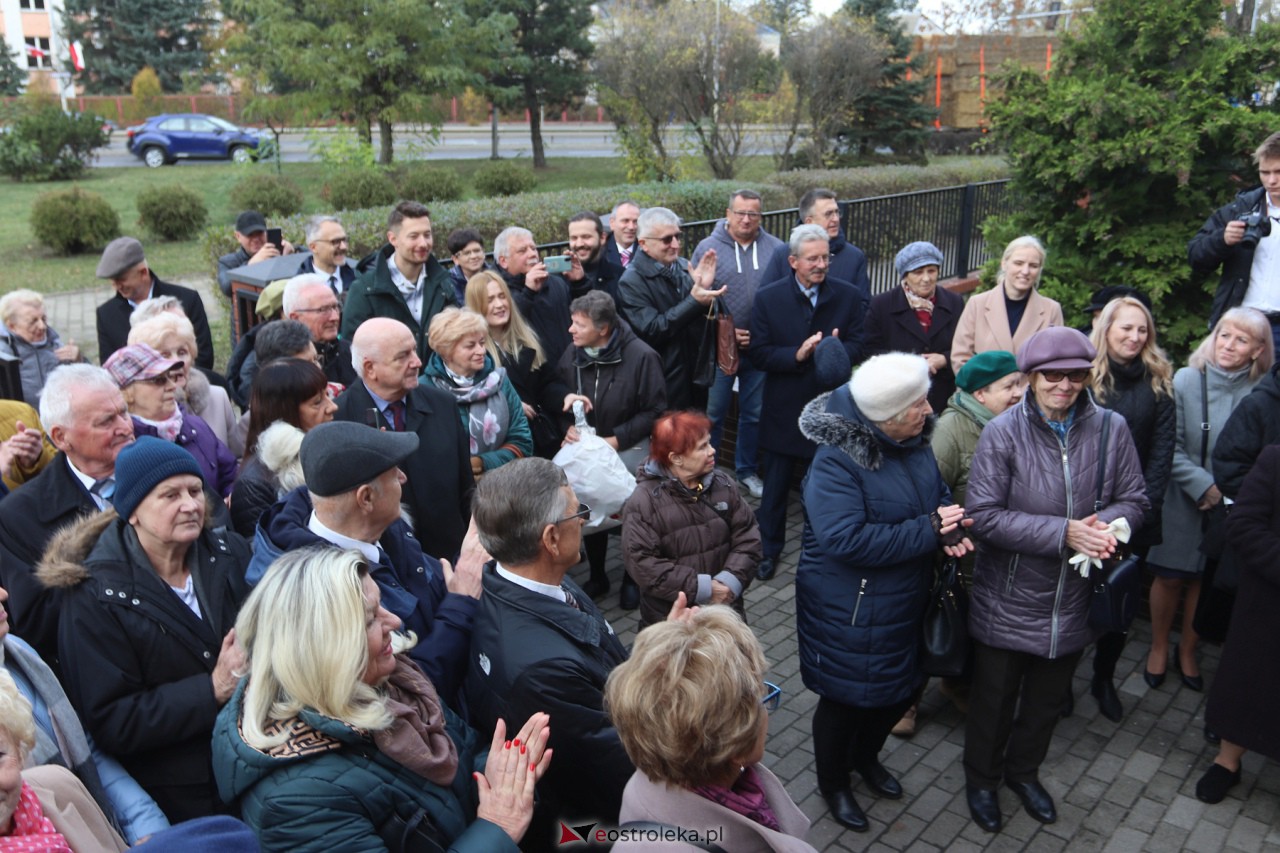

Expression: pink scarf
xmin=691 ymin=765 xmax=780 ymax=832
xmin=373 ymin=657 xmax=459 ymax=786
xmin=0 ymin=783 xmax=71 ymax=852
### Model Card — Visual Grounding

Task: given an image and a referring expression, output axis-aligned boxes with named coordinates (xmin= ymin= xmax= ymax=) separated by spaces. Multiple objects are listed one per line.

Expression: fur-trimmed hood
xmin=798 ymin=388 xmax=935 ymax=472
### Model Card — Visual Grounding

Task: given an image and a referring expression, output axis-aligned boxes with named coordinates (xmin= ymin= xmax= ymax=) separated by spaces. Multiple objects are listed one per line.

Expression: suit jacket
xmin=602 ymin=234 xmax=637 ymax=270
xmin=950 ymin=287 xmax=1064 ymax=373
xmin=865 ymin=285 xmax=965 ymax=413
xmin=0 ymin=453 xmax=97 ymax=665
xmin=748 ymin=276 xmax=867 ymax=458
xmin=333 ymin=382 xmax=473 ymax=562
xmin=96 ymin=275 xmax=214 ymax=369
xmin=296 ymin=255 xmax=357 ymax=297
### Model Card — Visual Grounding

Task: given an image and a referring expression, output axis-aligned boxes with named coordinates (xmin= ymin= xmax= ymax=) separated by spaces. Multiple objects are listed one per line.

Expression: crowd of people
xmin=0 ymin=131 xmax=1275 ymax=851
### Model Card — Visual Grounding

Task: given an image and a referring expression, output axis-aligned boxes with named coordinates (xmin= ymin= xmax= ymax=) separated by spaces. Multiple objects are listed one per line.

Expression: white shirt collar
xmin=308 ymin=511 xmax=381 ymax=564
xmin=495 ymin=562 xmax=570 ymax=603
xmin=65 ymin=457 xmax=111 ymax=510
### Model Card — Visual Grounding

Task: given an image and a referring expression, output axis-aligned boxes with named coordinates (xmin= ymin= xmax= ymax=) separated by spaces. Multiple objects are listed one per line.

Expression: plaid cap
xmin=103 ymin=343 xmax=183 ymax=388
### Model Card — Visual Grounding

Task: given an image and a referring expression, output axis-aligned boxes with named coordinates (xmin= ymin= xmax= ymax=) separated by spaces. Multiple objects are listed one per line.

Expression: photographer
xmin=1190 ymin=132 xmax=1280 ymax=354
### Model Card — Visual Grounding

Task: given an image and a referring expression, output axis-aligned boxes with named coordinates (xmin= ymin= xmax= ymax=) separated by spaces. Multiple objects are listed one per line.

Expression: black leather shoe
xmin=1091 ymin=677 xmax=1123 ymax=722
xmin=619 ymin=573 xmax=640 ymax=610
xmin=1205 ymin=726 xmax=1222 ymax=746
xmin=1174 ymin=643 xmax=1204 ymax=692
xmin=854 ymin=761 xmax=903 ymax=800
xmin=1195 ymin=762 xmax=1241 ymax=804
xmin=966 ymin=786 xmax=1001 ymax=832
xmin=1143 ymin=667 xmax=1166 ymax=689
xmin=756 ymin=557 xmax=776 ymax=582
xmin=581 ymin=576 xmax=610 ymax=600
xmin=1005 ymin=778 xmax=1057 ymax=824
xmin=823 ymin=788 xmax=868 ymax=832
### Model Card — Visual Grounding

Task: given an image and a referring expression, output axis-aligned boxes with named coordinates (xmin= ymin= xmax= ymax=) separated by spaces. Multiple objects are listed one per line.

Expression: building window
xmin=19 ymin=0 xmax=48 ymax=9
xmin=24 ymin=37 xmax=52 ymax=69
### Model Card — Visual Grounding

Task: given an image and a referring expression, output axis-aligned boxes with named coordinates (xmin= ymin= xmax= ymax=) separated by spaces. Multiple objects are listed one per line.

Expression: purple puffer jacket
xmin=965 ymin=393 xmax=1149 ymax=659
xmin=131 ymin=407 xmax=239 ymax=499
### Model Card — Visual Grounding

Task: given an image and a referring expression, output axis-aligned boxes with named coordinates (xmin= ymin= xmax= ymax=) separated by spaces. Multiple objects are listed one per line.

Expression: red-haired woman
xmin=621 ymin=411 xmax=762 ymax=627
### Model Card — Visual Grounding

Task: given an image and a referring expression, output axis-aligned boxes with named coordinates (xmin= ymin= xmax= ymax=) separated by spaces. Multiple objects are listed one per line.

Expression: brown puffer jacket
xmin=621 ymin=461 xmax=761 ymax=627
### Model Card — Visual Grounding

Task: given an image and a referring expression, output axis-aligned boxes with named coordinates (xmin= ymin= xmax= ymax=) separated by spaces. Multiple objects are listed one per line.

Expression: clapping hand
xmin=476 ymin=713 xmax=553 ymax=843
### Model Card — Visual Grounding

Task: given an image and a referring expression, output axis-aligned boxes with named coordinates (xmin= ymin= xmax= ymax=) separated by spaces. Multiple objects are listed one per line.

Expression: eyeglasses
xmin=1041 ymin=370 xmax=1090 ymax=384
xmin=142 ymin=370 xmax=178 ymax=387
xmin=554 ymin=503 xmax=591 ymax=525
xmin=315 ymin=237 xmax=349 ymax=247
xmin=762 ymin=681 xmax=782 ymax=713
xmin=294 ymin=304 xmax=342 ymax=315
xmin=650 ymin=232 xmax=682 ymax=246
xmin=455 ymin=247 xmax=485 ymax=257
xmin=729 ymin=210 xmax=762 ymax=220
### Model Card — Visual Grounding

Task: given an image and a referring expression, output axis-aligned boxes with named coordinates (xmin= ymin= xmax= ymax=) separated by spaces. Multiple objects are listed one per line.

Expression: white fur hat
xmin=848 ymin=352 xmax=931 ymax=422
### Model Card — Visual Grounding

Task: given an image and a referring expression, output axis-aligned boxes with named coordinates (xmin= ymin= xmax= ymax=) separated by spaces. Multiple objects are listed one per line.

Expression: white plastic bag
xmin=552 ymin=402 xmax=637 ymax=531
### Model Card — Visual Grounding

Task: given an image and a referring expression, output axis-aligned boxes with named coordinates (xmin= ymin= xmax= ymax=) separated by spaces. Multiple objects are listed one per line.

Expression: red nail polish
xmin=513 ymin=738 xmax=520 ymax=747
xmin=521 ymin=743 xmax=527 ymax=754
xmin=504 ymin=740 xmax=511 ymax=749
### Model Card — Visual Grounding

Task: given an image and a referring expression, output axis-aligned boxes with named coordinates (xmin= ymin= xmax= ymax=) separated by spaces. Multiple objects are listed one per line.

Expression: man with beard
xmin=563 ymin=211 xmax=624 ymax=301
xmin=296 ymin=215 xmax=355 ymax=301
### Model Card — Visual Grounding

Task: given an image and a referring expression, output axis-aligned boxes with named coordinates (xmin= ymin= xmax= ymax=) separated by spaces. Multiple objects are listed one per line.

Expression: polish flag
xmin=70 ymin=40 xmax=85 ymax=72
xmin=24 ymin=44 xmax=47 ymax=59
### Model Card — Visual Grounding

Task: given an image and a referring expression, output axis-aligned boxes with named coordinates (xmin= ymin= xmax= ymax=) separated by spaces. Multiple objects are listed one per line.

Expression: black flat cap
xmin=96 ymin=237 xmax=146 ymax=279
xmin=300 ymin=421 xmax=419 ymax=496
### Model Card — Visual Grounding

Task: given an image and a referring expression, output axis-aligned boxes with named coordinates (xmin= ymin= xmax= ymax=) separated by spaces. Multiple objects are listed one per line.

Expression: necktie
xmin=562 ymin=588 xmax=581 ymax=610
xmin=91 ymin=477 xmax=115 ymax=508
xmin=328 ymin=275 xmax=340 ymax=299
xmin=387 ymin=400 xmax=406 ymax=432
xmin=620 ymin=247 xmax=632 ymax=267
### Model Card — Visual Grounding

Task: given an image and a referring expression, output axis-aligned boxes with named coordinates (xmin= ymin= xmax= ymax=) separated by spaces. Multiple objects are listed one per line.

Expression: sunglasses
xmin=648 ymin=232 xmax=682 ymax=246
xmin=1041 ymin=370 xmax=1090 ymax=384
xmin=141 ymin=370 xmax=179 ymax=387
xmin=554 ymin=503 xmax=591 ymax=525
xmin=762 ymin=681 xmax=782 ymax=713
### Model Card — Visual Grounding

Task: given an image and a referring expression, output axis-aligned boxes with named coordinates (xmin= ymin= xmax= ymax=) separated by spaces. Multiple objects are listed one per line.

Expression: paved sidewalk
xmin=574 ymin=488 xmax=1280 ymax=853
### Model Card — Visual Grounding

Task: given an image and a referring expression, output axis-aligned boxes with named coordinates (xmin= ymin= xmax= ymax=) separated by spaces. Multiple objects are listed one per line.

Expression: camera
xmin=1240 ymin=207 xmax=1272 ymax=249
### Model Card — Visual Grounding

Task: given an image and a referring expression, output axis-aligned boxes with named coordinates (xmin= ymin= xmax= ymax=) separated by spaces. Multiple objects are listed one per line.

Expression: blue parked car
xmin=126 ymin=113 xmax=271 ymax=168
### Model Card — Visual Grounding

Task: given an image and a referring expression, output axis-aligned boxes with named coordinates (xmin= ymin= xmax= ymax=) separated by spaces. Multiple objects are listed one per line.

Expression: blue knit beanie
xmin=113 ymin=436 xmax=204 ymax=520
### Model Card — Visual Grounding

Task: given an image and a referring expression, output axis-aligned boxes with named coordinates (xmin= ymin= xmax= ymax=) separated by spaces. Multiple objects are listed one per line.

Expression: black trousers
xmin=758 ymin=449 xmax=808 ymax=560
xmin=812 ymin=695 xmax=914 ymax=794
xmin=963 ymin=641 xmax=1082 ymax=789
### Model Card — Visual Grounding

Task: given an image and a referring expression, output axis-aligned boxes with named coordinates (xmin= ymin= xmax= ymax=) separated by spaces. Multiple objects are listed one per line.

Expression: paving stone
xmin=1185 ymin=818 xmax=1229 ymax=852
xmin=1163 ymin=793 xmax=1208 ymax=830
xmin=1102 ymin=827 xmax=1149 ymax=853
xmin=1223 ymin=815 xmax=1269 ymax=853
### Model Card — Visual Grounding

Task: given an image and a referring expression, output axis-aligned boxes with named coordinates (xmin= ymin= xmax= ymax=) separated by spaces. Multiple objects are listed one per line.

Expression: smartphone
xmin=543 ymin=254 xmax=572 ymax=274
xmin=267 ymin=227 xmax=283 ymax=253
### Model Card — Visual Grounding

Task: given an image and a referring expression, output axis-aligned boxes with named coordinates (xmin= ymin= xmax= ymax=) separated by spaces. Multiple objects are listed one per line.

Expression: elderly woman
xmin=962 ymin=327 xmax=1148 ymax=833
xmin=606 ymin=606 xmax=816 ymax=852
xmin=865 ymin=242 xmax=965 ymax=413
xmin=211 ymin=546 xmax=551 ymax=852
xmin=37 ymin=437 xmax=251 ymax=821
xmin=795 ymin=353 xmax=972 ymax=832
xmin=129 ymin=313 xmax=240 ymax=457
xmin=230 ymin=359 xmax=333 ymax=538
xmin=449 ymin=228 xmax=491 ymax=305
xmin=0 ymin=290 xmax=82 ymax=408
xmin=465 ymin=269 xmax=569 ymax=458
xmin=950 ymin=236 xmax=1065 ymax=373
xmin=104 ymin=344 xmax=238 ymax=500
xmin=1084 ymin=296 xmax=1175 ymax=719
xmin=621 ymin=412 xmax=760 ymax=628
xmin=424 ymin=308 xmax=533 ymax=478
xmin=1146 ymin=308 xmax=1272 ymax=693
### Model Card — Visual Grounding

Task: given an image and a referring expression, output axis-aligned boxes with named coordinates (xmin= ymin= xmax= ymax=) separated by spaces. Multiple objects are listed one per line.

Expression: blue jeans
xmin=707 ymin=359 xmax=764 ymax=478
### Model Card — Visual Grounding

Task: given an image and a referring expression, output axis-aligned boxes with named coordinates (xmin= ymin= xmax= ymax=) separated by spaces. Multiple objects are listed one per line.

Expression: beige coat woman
xmin=951 ymin=288 xmax=1064 ymax=373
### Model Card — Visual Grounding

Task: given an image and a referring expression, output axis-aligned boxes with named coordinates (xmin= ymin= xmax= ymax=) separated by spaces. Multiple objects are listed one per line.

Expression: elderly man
xmin=761 ymin=188 xmax=871 ymax=299
xmin=282 ymin=274 xmax=357 ymax=388
xmin=564 ymin=211 xmax=624 ymax=301
xmin=0 ymin=365 xmax=134 ymax=664
xmin=341 ymin=201 xmax=455 ymax=361
xmin=95 ymin=237 xmax=213 ymax=368
xmin=603 ymin=199 xmax=641 ymax=268
xmin=464 ymin=457 xmax=631 ymax=852
xmin=750 ymin=224 xmax=867 ymax=582
xmin=495 ymin=226 xmax=573 ymax=365
xmin=216 ymin=210 xmax=295 ymax=298
xmin=296 ymin=215 xmax=355 ymax=299
xmin=616 ymin=206 xmax=722 ymax=411
xmin=333 ymin=318 xmax=473 ymax=563
xmin=692 ymin=189 xmax=786 ymax=498
xmin=246 ymin=420 xmax=481 ymax=707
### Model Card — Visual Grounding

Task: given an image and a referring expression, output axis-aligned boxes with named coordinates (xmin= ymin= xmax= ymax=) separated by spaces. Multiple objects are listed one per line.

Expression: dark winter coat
xmin=621 ymin=461 xmax=760 ymax=627
xmin=225 ymin=323 xmax=264 ymax=408
xmin=497 ymin=344 xmax=571 ymax=456
xmin=500 ymin=268 xmax=573 ymax=368
xmin=96 ymin=275 xmax=214 ymax=369
xmin=794 ymin=387 xmax=947 ymax=709
xmin=1205 ymin=444 xmax=1280 ymax=762
xmin=246 ymin=487 xmax=475 ymax=708
xmin=555 ymin=321 xmax=666 ymax=451
xmin=966 ymin=393 xmax=1149 ymax=659
xmin=616 ymin=250 xmax=711 ymax=411
xmin=463 ymin=565 xmax=630 ymax=851
xmin=759 ymin=228 xmax=871 ymax=300
xmin=421 ymin=353 xmax=534 ymax=473
xmin=228 ymin=454 xmax=278 ymax=541
xmin=864 ymin=284 xmax=965 ymax=414
xmin=212 ymin=673 xmax=517 ymax=853
xmin=1188 ymin=186 xmax=1268 ymax=329
xmin=37 ymin=508 xmax=250 ymax=822
xmin=748 ymin=275 xmax=867 ymax=457
xmin=1094 ymin=359 xmax=1175 ymax=547
xmin=1212 ymin=362 xmax=1280 ymax=498
xmin=568 ymin=256 xmax=624 ymax=302
xmin=0 ymin=325 xmax=72 ymax=409
xmin=131 ymin=410 xmax=238 ymax=499
xmin=340 ymin=244 xmax=456 ymax=363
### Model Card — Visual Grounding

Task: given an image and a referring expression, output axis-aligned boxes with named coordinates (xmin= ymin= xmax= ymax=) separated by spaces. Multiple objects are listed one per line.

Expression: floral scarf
xmin=0 ymin=783 xmax=71 ymax=852
xmin=430 ymin=363 xmax=512 ymax=456
xmin=373 ymin=657 xmax=459 ymax=787
xmin=135 ymin=407 xmax=184 ymax=443
xmin=691 ymin=765 xmax=779 ymax=832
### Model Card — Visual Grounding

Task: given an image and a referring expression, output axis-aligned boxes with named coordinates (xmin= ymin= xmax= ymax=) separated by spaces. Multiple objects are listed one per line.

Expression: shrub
xmin=0 ymin=101 xmax=109 ymax=181
xmin=137 ymin=184 xmax=208 ymax=241
xmin=394 ymin=164 xmax=464 ymax=203
xmin=473 ymin=160 xmax=537 ymax=197
xmin=30 ymin=187 xmax=120 ymax=254
xmin=229 ymin=174 xmax=304 ymax=218
xmin=323 ymin=169 xmax=396 ymax=211
xmin=765 ymin=157 xmax=1011 ymax=201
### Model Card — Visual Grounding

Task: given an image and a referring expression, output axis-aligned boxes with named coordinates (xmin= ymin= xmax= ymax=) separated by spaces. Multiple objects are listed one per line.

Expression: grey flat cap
xmin=96 ymin=237 xmax=146 ymax=279
xmin=300 ymin=421 xmax=419 ymax=496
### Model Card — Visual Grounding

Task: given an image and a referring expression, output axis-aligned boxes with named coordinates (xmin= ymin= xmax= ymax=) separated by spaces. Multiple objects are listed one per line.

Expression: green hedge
xmin=763 ymin=157 xmax=1010 ymax=201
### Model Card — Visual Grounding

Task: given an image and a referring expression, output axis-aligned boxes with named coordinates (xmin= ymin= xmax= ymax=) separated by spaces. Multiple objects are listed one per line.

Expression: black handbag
xmin=920 ymin=558 xmax=969 ymax=678
xmin=1087 ymin=410 xmax=1142 ymax=633
xmin=692 ymin=298 xmax=723 ymax=388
